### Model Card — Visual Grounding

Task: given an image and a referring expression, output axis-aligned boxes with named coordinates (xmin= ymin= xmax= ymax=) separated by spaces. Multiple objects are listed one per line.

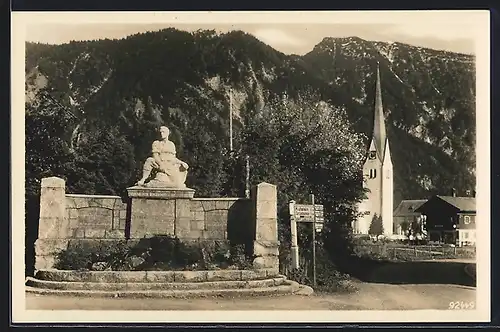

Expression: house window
xmin=464 ymin=216 xmax=471 ymax=224
xmin=463 ymin=231 xmax=469 ymax=239
xmin=369 ymin=151 xmax=377 ymax=160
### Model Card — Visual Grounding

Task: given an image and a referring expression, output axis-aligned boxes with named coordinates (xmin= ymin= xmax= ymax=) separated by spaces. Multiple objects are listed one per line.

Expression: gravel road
xmin=25 ymin=260 xmax=476 ymax=311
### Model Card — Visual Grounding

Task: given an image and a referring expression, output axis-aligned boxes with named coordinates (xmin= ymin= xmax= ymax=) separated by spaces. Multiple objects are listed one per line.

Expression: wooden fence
xmin=354 ymin=244 xmax=476 ymax=260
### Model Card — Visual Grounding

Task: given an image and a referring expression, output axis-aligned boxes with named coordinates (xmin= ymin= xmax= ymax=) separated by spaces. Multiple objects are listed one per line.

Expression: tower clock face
xmin=369 ymin=151 xmax=377 ymax=159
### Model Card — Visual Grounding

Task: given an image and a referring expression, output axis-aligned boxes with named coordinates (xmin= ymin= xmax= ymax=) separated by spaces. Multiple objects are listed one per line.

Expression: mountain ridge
xmin=25 ymin=28 xmax=476 ymax=206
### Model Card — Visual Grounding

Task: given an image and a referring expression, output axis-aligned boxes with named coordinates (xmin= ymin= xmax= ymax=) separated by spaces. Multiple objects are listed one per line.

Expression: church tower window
xmin=369 ymin=169 xmax=377 ymax=179
xmin=369 ymin=151 xmax=377 ymax=160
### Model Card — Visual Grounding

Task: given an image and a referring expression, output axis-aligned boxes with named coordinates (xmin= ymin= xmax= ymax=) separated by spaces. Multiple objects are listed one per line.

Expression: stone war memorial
xmin=27 ymin=125 xmax=312 ymax=298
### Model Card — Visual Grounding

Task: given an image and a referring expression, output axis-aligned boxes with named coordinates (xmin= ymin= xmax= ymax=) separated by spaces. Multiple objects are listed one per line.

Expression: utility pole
xmin=245 ymin=155 xmax=250 ymax=198
xmin=229 ymin=89 xmax=233 ymax=152
xmin=310 ymin=193 xmax=317 ymax=287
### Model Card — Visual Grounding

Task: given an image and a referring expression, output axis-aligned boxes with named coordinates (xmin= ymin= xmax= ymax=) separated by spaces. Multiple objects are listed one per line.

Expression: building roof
xmin=393 ymin=199 xmax=427 ymax=217
xmin=363 ymin=64 xmax=388 ymax=164
xmin=372 ymin=64 xmax=387 ymax=161
xmin=436 ymin=196 xmax=476 ymax=212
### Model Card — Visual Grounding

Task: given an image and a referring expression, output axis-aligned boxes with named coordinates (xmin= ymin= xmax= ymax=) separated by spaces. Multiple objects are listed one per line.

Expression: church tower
xmin=355 ymin=64 xmax=394 ymax=236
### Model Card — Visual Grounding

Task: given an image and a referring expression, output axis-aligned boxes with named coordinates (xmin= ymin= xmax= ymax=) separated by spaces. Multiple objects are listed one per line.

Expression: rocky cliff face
xmin=25 ymin=29 xmax=476 ymax=205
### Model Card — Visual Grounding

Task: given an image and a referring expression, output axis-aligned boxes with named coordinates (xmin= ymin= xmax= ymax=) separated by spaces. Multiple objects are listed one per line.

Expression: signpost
xmin=289 ymin=195 xmax=324 ymax=287
xmin=310 ymin=194 xmax=317 ymax=287
xmin=293 ymin=203 xmax=325 ymax=231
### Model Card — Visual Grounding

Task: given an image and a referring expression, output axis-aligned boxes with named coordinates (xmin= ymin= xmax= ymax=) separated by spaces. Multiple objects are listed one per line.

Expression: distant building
xmin=415 ymin=194 xmax=476 ymax=246
xmin=393 ymin=199 xmax=427 ymax=236
xmin=354 ymin=64 xmax=394 ymax=236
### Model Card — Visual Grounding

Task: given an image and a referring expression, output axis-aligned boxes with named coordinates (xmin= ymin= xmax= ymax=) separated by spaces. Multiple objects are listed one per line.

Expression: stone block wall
xmin=65 ymin=194 xmax=127 ymax=240
xmin=188 ymin=198 xmax=252 ymax=241
xmin=34 ymin=177 xmax=128 ymax=270
xmin=33 ymin=177 xmax=278 ymax=272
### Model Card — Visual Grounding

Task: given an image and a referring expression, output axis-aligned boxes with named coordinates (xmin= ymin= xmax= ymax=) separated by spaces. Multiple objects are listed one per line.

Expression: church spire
xmin=373 ymin=62 xmax=387 ymax=160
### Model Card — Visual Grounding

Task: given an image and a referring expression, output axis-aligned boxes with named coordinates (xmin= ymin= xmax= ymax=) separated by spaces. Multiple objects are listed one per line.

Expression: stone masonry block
xmin=253 ymin=255 xmax=279 ymax=270
xmin=175 ymin=218 xmax=192 ymax=238
xmin=71 ymin=197 xmax=90 ymax=209
xmin=203 ymin=228 xmax=226 ymax=240
xmin=113 ymin=213 xmax=120 ymax=226
xmin=90 ymin=198 xmax=117 ymax=209
xmin=186 ymin=230 xmax=204 ymax=240
xmin=145 ymin=271 xmax=175 ymax=283
xmin=253 ymin=241 xmax=279 ymax=256
xmin=41 ymin=177 xmax=65 ymax=188
xmin=201 ymin=200 xmax=216 ymax=211
xmin=35 ymin=255 xmax=57 ymax=271
xmin=105 ymin=229 xmax=125 ymax=239
xmin=206 ymin=270 xmax=241 ymax=281
xmin=72 ymin=228 xmax=85 ymax=238
xmin=77 ymin=207 xmax=113 ymax=229
xmin=35 ymin=239 xmax=69 ymax=256
xmin=190 ymin=220 xmax=204 ymax=231
xmin=174 ymin=271 xmax=208 ymax=282
xmin=68 ymin=208 xmax=78 ymax=219
xmin=193 ymin=211 xmax=205 ymax=221
xmin=215 ymin=200 xmax=229 ymax=210
xmin=68 ymin=218 xmax=80 ymax=229
xmin=255 ymin=218 xmax=278 ymax=242
xmin=190 ymin=200 xmax=204 ymax=212
xmin=85 ymin=229 xmax=106 ymax=238
xmin=118 ymin=217 xmax=126 ymax=230
xmin=65 ymin=197 xmax=76 ymax=209
xmin=255 ymin=182 xmax=277 ymax=218
xmin=129 ymin=198 xmax=175 ymax=238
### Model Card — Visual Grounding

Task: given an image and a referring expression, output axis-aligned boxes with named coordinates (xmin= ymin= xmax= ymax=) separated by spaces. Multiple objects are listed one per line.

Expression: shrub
xmin=54 ymin=243 xmax=94 ymax=271
xmin=54 ymin=240 xmax=134 ymax=271
xmin=53 ymin=236 xmax=254 ymax=271
xmin=175 ymin=242 xmax=203 ymax=269
xmin=145 ymin=235 xmax=178 ymax=265
xmin=287 ymin=247 xmax=358 ymax=294
xmin=288 ymin=266 xmax=311 ymax=286
xmin=229 ymin=243 xmax=253 ymax=269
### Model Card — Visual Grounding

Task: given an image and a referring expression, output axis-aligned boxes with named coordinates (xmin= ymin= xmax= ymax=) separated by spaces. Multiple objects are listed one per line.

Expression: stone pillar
xmin=252 ymin=182 xmax=279 ymax=274
xmin=127 ymin=186 xmax=195 ymax=239
xmin=35 ymin=177 xmax=69 ymax=270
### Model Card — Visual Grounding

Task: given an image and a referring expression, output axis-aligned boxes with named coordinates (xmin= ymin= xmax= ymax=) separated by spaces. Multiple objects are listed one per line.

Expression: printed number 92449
xmin=449 ymin=301 xmax=475 ymax=310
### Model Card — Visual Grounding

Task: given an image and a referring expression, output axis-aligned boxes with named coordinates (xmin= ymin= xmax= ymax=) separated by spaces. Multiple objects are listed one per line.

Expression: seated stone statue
xmin=136 ymin=126 xmax=189 ymax=188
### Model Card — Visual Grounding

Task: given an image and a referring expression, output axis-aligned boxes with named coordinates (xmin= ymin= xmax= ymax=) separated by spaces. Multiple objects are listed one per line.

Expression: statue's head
xmin=159 ymin=126 xmax=170 ymax=139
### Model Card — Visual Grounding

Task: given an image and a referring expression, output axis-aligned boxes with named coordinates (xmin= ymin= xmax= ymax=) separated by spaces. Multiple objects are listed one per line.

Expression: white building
xmin=353 ymin=65 xmax=394 ymax=236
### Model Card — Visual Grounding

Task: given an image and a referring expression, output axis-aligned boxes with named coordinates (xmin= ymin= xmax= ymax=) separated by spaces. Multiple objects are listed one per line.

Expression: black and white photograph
xmin=11 ymin=10 xmax=490 ymax=323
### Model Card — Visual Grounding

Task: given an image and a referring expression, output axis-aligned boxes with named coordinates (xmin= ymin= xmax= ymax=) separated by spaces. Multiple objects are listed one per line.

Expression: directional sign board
xmin=292 ymin=203 xmax=324 ymax=231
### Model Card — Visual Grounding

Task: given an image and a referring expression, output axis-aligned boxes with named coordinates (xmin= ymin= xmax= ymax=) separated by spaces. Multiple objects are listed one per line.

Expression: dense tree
xmin=64 ymin=124 xmax=136 ymax=196
xmin=240 ymin=92 xmax=367 ymax=262
xmin=368 ymin=214 xmax=384 ymax=236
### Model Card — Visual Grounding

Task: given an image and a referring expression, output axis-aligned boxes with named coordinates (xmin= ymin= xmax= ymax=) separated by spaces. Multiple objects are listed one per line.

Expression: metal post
xmin=229 ymin=89 xmax=233 ymax=152
xmin=310 ymin=193 xmax=317 ymax=287
xmin=245 ymin=155 xmax=250 ymax=199
xmin=289 ymin=200 xmax=299 ymax=270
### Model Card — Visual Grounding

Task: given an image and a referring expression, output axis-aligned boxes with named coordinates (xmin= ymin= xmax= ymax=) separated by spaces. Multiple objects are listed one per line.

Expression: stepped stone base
xmin=25 ymin=282 xmax=313 ymax=298
xmin=25 ymin=269 xmax=313 ymax=298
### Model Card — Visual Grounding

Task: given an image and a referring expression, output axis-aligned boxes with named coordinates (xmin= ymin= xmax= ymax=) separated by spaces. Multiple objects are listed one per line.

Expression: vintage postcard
xmin=11 ymin=10 xmax=490 ymax=324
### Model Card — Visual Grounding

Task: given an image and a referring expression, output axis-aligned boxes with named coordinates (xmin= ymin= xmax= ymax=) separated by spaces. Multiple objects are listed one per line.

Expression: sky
xmin=21 ymin=11 xmax=482 ymax=55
